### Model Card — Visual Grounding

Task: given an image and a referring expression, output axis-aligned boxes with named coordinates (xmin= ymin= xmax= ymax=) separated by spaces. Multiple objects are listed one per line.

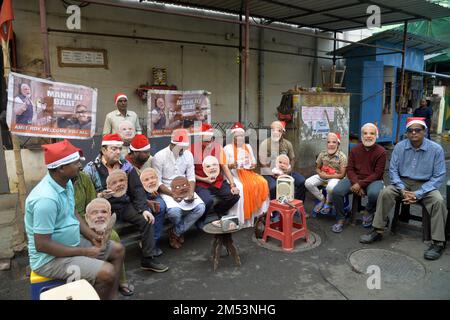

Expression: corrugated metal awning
xmin=330 ymin=29 xmax=450 ymax=55
xmin=149 ymin=0 xmax=450 ymax=32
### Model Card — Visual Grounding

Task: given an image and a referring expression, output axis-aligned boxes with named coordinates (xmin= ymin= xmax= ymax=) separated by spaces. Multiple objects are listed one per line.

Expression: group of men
xmin=24 ymin=92 xmax=448 ymax=300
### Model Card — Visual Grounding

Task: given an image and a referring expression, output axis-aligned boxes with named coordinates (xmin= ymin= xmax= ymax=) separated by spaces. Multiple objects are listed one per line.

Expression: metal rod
xmin=244 ymin=0 xmax=250 ymax=125
xmin=395 ymin=21 xmax=408 ymax=144
xmin=258 ymin=27 xmax=265 ymax=127
xmin=333 ymin=31 xmax=337 ymax=66
xmin=239 ymin=8 xmax=243 ymax=123
xmin=48 ymin=28 xmax=335 ymax=60
xmin=336 ymin=51 xmax=400 ymax=60
xmin=39 ymin=0 xmax=51 ymax=78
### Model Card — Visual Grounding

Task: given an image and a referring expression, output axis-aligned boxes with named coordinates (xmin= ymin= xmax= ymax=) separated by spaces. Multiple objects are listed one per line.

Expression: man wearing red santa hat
xmin=360 ymin=117 xmax=448 ymax=260
xmin=152 ymin=129 xmax=205 ymax=249
xmin=125 ymin=134 xmax=153 ymax=176
xmin=84 ymin=133 xmax=168 ymax=272
xmin=103 ymin=93 xmax=142 ymax=135
xmin=24 ymin=140 xmax=124 ymax=300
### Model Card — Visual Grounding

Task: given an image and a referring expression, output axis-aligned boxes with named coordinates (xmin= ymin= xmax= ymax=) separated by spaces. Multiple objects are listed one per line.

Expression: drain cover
xmin=349 ymin=249 xmax=426 ymax=283
xmin=252 ymin=231 xmax=321 ymax=252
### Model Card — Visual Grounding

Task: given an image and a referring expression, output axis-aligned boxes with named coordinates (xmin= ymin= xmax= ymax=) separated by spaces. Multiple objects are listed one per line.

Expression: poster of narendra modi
xmin=147 ymin=89 xmax=211 ymax=137
xmin=6 ymin=72 xmax=97 ymax=139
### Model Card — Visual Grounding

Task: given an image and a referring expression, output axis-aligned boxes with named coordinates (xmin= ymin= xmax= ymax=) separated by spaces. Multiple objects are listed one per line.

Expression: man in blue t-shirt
xmin=25 ymin=140 xmax=124 ymax=300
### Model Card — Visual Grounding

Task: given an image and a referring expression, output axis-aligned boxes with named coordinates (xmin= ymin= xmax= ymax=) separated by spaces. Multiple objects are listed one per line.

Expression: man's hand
xmin=83 ymin=246 xmax=102 ymax=258
xmin=86 ymin=228 xmax=103 ymax=247
xmin=142 ymin=210 xmax=155 ymax=224
xmin=350 ymin=183 xmax=361 ymax=194
xmin=98 ymin=189 xmax=115 ymax=199
xmin=402 ymin=190 xmax=417 ymax=204
xmin=184 ymin=192 xmax=195 ymax=203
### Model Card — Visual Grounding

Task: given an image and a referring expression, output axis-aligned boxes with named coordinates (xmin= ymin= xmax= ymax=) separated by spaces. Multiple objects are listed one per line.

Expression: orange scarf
xmin=233 ymin=143 xmax=269 ymax=220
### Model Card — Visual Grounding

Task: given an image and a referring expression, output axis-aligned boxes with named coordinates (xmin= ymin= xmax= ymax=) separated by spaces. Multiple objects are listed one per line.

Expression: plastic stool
xmin=262 ymin=199 xmax=309 ymax=251
xmin=30 ymin=271 xmax=65 ymax=300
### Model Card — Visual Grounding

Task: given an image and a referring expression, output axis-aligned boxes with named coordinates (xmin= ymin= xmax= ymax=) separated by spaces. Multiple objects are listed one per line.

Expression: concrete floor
xmin=1 ymin=138 xmax=450 ymax=300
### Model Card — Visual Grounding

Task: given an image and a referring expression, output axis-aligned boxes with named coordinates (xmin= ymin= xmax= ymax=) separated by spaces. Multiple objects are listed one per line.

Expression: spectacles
xmin=76 ymin=110 xmax=87 ymax=114
xmin=406 ymin=128 xmax=424 ymax=134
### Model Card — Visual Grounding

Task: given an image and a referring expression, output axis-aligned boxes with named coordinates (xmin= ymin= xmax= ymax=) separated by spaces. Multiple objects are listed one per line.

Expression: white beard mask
xmin=106 ymin=169 xmax=128 ymax=198
xmin=140 ymin=169 xmax=159 ymax=193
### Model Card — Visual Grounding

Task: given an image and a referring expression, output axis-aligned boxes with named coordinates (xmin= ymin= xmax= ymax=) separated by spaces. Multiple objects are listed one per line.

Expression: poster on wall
xmin=147 ymin=89 xmax=211 ymax=137
xmin=300 ymin=105 xmax=348 ymax=141
xmin=6 ymin=72 xmax=97 ymax=139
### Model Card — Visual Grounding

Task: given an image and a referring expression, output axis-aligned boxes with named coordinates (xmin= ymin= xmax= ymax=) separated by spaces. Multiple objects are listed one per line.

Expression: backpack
xmin=277 ymin=93 xmax=294 ymax=122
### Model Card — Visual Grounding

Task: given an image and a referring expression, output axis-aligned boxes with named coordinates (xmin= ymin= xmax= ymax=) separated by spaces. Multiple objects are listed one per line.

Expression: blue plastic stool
xmin=311 ymin=188 xmax=350 ymax=218
xmin=30 ymin=271 xmax=65 ymax=300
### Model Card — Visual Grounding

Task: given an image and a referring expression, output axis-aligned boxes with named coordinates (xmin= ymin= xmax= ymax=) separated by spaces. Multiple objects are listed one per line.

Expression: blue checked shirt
xmin=389 ymin=138 xmax=446 ymax=199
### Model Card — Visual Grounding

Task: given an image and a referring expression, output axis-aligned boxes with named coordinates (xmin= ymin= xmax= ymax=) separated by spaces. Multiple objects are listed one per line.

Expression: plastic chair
xmin=30 ymin=271 xmax=65 ymax=300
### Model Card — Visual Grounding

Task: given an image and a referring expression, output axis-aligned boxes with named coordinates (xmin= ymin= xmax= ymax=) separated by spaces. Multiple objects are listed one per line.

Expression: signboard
xmin=6 ymin=72 xmax=97 ymax=139
xmin=57 ymin=47 xmax=108 ymax=68
xmin=147 ymin=90 xmax=211 ymax=137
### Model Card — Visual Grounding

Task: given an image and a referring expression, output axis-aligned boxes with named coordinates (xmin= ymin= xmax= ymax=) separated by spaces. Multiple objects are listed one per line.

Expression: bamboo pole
xmin=2 ymin=37 xmax=26 ymax=248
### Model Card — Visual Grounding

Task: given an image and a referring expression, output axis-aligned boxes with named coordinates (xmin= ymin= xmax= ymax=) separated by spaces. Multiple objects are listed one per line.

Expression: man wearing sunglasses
xmin=360 ymin=117 xmax=447 ymax=260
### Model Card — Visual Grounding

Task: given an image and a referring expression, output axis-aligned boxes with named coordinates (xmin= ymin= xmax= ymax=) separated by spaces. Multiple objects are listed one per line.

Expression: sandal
xmin=119 ymin=283 xmax=135 ymax=296
xmin=212 ymin=220 xmax=222 ymax=228
xmin=320 ymin=203 xmax=332 ymax=215
xmin=362 ymin=213 xmax=374 ymax=228
xmin=313 ymin=201 xmax=325 ymax=214
xmin=331 ymin=222 xmax=344 ymax=233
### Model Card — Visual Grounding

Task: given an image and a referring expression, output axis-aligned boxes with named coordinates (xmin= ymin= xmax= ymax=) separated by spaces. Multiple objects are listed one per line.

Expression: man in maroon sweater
xmin=331 ymin=123 xmax=386 ymax=233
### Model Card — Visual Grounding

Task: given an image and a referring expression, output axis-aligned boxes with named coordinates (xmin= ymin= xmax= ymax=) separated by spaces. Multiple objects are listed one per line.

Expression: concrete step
xmin=0 ymin=194 xmax=17 ymax=211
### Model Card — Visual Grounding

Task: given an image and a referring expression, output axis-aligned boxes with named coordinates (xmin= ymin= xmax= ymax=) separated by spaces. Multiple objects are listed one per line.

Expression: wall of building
xmin=13 ymin=0 xmax=335 ymax=132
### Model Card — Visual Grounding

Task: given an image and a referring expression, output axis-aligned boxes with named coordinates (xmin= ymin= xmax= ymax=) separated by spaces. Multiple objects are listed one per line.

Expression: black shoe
xmin=141 ymin=258 xmax=169 ymax=272
xmin=150 ymin=247 xmax=163 ymax=258
xmin=360 ymin=230 xmax=383 ymax=244
xmin=424 ymin=242 xmax=445 ymax=260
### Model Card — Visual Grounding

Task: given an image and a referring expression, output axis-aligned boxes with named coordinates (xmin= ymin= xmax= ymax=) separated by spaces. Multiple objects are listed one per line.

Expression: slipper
xmin=331 ymin=223 xmax=344 ymax=233
xmin=313 ymin=201 xmax=325 ymax=213
xmin=119 ymin=283 xmax=135 ymax=296
xmin=362 ymin=213 xmax=374 ymax=228
xmin=320 ymin=203 xmax=332 ymax=215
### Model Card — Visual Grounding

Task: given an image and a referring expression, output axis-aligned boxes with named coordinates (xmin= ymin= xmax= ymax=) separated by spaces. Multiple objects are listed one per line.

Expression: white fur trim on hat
xmin=47 ymin=151 xmax=81 ymax=169
xmin=102 ymin=140 xmax=124 ymax=146
xmin=115 ymin=94 xmax=127 ymax=105
xmin=406 ymin=119 xmax=427 ymax=128
xmin=130 ymin=144 xmax=150 ymax=151
xmin=171 ymin=139 xmax=189 ymax=147
xmin=231 ymin=128 xmax=245 ymax=134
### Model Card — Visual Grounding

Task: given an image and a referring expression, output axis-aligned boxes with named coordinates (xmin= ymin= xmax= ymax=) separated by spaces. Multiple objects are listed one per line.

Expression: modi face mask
xmin=170 ymin=176 xmax=190 ymax=202
xmin=118 ymin=120 xmax=136 ymax=142
xmin=202 ymin=155 xmax=220 ymax=180
xmin=85 ymin=198 xmax=112 ymax=233
xmin=106 ymin=169 xmax=128 ymax=198
xmin=276 ymin=154 xmax=291 ymax=172
xmin=140 ymin=168 xmax=159 ymax=193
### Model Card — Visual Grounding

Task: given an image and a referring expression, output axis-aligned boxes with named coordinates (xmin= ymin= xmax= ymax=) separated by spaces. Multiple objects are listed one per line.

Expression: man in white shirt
xmin=152 ymin=129 xmax=205 ymax=249
xmin=103 ymin=93 xmax=142 ymax=135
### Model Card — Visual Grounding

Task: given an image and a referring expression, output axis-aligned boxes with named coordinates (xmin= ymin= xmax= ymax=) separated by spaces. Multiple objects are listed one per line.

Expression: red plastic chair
xmin=262 ymin=199 xmax=309 ymax=251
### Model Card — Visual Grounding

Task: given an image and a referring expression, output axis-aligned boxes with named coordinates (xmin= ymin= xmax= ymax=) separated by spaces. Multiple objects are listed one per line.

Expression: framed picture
xmin=152 ymin=67 xmax=167 ymax=86
xmin=57 ymin=47 xmax=108 ymax=68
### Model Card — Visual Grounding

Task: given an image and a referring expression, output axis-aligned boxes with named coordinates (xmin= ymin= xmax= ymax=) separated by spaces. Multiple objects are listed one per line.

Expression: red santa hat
xmin=114 ymin=93 xmax=128 ymax=105
xmin=328 ymin=132 xmax=341 ymax=144
xmin=406 ymin=117 xmax=427 ymax=129
xmin=130 ymin=134 xmax=151 ymax=151
xmin=102 ymin=133 xmax=124 ymax=146
xmin=361 ymin=123 xmax=379 ymax=138
xmin=230 ymin=122 xmax=245 ymax=134
xmin=42 ymin=139 xmax=84 ymax=169
xmin=200 ymin=123 xmax=214 ymax=136
xmin=171 ymin=129 xmax=190 ymax=147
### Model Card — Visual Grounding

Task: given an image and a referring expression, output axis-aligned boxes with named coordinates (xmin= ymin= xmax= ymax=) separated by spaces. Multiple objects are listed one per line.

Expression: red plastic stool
xmin=262 ymin=199 xmax=309 ymax=251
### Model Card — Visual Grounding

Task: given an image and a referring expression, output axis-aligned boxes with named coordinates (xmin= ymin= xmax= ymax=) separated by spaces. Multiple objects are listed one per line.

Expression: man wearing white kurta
xmin=152 ymin=129 xmax=205 ymax=249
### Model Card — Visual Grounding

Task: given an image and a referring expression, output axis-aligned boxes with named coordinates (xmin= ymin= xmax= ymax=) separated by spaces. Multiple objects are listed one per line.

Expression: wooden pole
xmin=2 ymin=37 xmax=27 ymax=248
